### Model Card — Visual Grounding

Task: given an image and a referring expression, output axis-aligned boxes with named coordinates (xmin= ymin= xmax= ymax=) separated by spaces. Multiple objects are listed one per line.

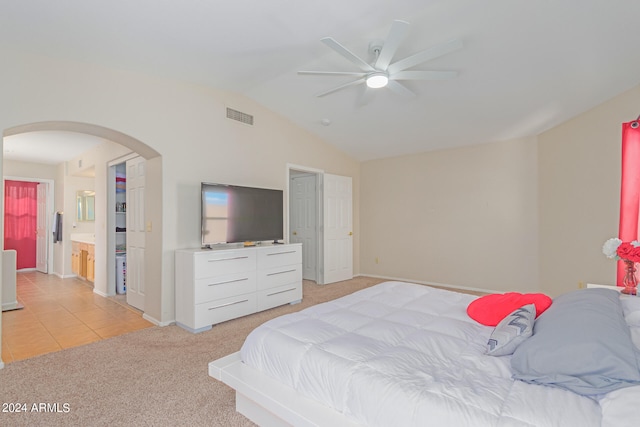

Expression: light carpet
xmin=0 ymin=276 xmax=387 ymax=426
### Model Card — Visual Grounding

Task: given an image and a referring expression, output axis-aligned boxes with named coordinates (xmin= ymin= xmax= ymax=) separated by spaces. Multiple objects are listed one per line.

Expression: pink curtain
xmin=4 ymin=180 xmax=38 ymax=269
xmin=617 ymin=119 xmax=640 ymax=286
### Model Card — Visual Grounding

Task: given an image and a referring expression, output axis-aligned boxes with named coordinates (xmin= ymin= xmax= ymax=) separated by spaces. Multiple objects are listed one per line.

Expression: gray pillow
xmin=486 ymin=304 xmax=535 ymax=356
xmin=511 ymin=288 xmax=640 ymax=396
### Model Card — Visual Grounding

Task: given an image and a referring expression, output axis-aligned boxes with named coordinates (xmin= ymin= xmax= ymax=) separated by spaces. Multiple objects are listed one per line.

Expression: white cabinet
xmin=256 ymin=246 xmax=304 ymax=311
xmin=175 ymin=244 xmax=302 ymax=333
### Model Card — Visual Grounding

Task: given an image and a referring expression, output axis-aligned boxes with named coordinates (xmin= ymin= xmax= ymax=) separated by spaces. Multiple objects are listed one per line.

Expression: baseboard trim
xmin=11 ymin=269 xmax=75 ymax=279
xmin=93 ymin=288 xmax=109 ymax=298
xmin=142 ymin=313 xmax=175 ymax=327
xmin=358 ymin=273 xmax=499 ymax=295
xmin=53 ymin=272 xmax=78 ymax=279
xmin=2 ymin=301 xmax=24 ymax=311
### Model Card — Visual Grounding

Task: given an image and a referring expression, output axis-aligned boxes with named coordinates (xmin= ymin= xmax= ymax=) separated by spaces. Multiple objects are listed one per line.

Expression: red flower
xmin=617 ymin=242 xmax=640 ymax=263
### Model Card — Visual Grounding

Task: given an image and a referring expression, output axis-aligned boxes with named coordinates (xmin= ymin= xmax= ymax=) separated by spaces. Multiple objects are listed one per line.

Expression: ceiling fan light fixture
xmin=366 ymin=72 xmax=389 ymax=89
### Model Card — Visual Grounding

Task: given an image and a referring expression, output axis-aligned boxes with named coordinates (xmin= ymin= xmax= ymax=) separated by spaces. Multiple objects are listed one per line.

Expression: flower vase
xmin=622 ymin=259 xmax=638 ymax=295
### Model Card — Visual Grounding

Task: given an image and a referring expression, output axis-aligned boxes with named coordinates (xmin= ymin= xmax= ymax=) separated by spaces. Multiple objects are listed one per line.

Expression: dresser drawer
xmin=194 ymin=249 xmax=256 ymax=279
xmin=194 ymin=271 xmax=256 ymax=304
xmin=257 ymin=265 xmax=302 ymax=291
xmin=195 ymin=293 xmax=257 ymax=327
xmin=257 ymin=283 xmax=302 ymax=311
xmin=176 ymin=244 xmax=302 ymax=333
xmin=257 ymin=245 xmax=301 ymax=270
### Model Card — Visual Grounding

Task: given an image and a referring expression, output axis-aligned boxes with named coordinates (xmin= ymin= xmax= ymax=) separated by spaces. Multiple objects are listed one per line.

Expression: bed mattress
xmin=240 ymin=281 xmax=619 ymax=426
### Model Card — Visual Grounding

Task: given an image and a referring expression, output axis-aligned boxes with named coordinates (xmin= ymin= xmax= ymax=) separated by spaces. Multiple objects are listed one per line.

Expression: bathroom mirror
xmin=76 ymin=190 xmax=95 ymax=222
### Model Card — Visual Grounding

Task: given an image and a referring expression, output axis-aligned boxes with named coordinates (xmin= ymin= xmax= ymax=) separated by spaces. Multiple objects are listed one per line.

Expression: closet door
xmin=126 ymin=156 xmax=146 ymax=311
xmin=322 ymin=174 xmax=353 ymax=284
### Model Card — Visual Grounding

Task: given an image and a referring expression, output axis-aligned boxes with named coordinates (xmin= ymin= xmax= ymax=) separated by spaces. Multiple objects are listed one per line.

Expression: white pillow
xmin=486 ymin=303 xmax=535 ymax=356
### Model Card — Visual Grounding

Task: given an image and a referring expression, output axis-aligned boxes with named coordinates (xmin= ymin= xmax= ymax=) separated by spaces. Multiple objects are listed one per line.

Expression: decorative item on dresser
xmin=175 ymin=243 xmax=302 ymax=333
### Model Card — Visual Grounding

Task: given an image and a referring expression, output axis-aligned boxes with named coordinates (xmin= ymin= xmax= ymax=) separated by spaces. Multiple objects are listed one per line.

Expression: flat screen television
xmin=201 ymin=182 xmax=284 ymax=247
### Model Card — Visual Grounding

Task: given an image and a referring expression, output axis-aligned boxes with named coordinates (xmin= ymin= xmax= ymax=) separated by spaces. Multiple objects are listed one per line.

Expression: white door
xmin=126 ymin=157 xmax=146 ymax=310
xmin=35 ymin=182 xmax=48 ymax=273
xmin=290 ymin=174 xmax=317 ymax=281
xmin=323 ymin=174 xmax=353 ymax=284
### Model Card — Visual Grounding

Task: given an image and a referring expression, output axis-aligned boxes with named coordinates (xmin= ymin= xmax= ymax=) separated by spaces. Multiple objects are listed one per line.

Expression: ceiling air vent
xmin=226 ymin=107 xmax=254 ymax=125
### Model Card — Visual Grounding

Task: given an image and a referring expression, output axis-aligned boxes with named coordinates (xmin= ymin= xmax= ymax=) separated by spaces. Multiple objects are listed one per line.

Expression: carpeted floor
xmin=0 ymin=276 xmax=388 ymax=426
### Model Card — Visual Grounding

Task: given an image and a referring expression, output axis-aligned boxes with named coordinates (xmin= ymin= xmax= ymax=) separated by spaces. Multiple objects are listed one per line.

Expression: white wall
xmin=360 ymin=83 xmax=640 ymax=297
xmin=361 ymin=137 xmax=539 ymax=294
xmin=538 ymin=85 xmax=640 ymax=296
xmin=0 ymin=48 xmax=360 ymax=332
xmin=3 ymin=159 xmax=57 ymax=180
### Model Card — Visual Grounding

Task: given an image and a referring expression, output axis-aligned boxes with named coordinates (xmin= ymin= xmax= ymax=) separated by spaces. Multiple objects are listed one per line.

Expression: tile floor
xmin=1 ymin=271 xmax=153 ymax=364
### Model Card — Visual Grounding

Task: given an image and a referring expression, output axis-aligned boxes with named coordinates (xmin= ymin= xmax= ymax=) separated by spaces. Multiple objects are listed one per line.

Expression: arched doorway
xmin=1 ymin=121 xmax=163 ymax=365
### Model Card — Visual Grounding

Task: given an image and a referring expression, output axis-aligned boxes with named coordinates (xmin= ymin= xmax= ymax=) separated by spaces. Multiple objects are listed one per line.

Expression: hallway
xmin=1 ymin=271 xmax=153 ymax=364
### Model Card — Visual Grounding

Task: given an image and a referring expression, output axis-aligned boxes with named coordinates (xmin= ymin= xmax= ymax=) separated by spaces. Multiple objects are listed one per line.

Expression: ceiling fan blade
xmin=298 ymin=70 xmax=367 ymax=77
xmin=316 ymin=77 xmax=366 ymax=97
xmin=386 ymin=80 xmax=416 ymax=97
xmin=388 ymin=39 xmax=463 ymax=74
xmin=355 ymin=85 xmax=376 ymax=108
xmin=321 ymin=37 xmax=375 ymax=73
xmin=374 ymin=20 xmax=410 ymax=70
xmin=391 ymin=70 xmax=458 ymax=80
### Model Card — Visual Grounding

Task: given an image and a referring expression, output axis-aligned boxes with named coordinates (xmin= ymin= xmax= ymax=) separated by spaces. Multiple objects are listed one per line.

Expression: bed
xmin=209 ymin=281 xmax=640 ymax=426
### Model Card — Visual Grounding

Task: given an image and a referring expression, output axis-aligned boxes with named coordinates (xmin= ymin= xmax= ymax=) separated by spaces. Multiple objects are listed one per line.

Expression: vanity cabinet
xmin=86 ymin=244 xmax=95 ymax=282
xmin=175 ymin=243 xmax=302 ymax=333
xmin=71 ymin=238 xmax=95 ymax=283
xmin=71 ymin=242 xmax=81 ymax=276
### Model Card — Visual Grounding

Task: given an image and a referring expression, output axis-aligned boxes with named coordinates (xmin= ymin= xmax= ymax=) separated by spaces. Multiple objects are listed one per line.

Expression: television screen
xmin=201 ymin=183 xmax=284 ymax=246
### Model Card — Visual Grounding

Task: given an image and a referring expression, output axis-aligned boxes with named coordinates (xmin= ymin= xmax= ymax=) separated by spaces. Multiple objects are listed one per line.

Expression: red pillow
xmin=466 ymin=292 xmax=552 ymax=326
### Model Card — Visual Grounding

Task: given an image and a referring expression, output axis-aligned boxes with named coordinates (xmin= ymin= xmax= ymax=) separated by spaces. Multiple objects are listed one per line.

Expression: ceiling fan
xmin=298 ymin=20 xmax=462 ymax=98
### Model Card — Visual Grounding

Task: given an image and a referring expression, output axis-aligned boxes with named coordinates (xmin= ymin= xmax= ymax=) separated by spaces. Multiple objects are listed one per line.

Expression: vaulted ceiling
xmin=3 ymin=0 xmax=640 ymax=162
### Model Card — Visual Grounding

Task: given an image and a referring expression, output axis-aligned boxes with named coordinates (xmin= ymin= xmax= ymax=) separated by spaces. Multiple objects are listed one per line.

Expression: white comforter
xmin=240 ymin=281 xmax=637 ymax=426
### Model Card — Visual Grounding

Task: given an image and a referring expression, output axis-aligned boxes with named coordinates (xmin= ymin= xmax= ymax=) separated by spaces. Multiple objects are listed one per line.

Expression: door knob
xmin=348 ymin=231 xmax=353 ymax=236
xmin=293 ymin=231 xmax=297 ymax=236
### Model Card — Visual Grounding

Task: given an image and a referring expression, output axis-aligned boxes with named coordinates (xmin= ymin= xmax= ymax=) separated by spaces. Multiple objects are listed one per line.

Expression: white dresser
xmin=175 ymin=243 xmax=302 ymax=333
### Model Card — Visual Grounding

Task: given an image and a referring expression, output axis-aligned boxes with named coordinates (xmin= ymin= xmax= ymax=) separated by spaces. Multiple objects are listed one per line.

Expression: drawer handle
xmin=266 ymin=269 xmax=296 ymax=277
xmin=208 ymin=256 xmax=248 ymax=262
xmin=208 ymin=278 xmax=249 ymax=286
xmin=208 ymin=299 xmax=249 ymax=310
xmin=267 ymin=287 xmax=297 ymax=297
xmin=267 ymin=251 xmax=296 ymax=256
